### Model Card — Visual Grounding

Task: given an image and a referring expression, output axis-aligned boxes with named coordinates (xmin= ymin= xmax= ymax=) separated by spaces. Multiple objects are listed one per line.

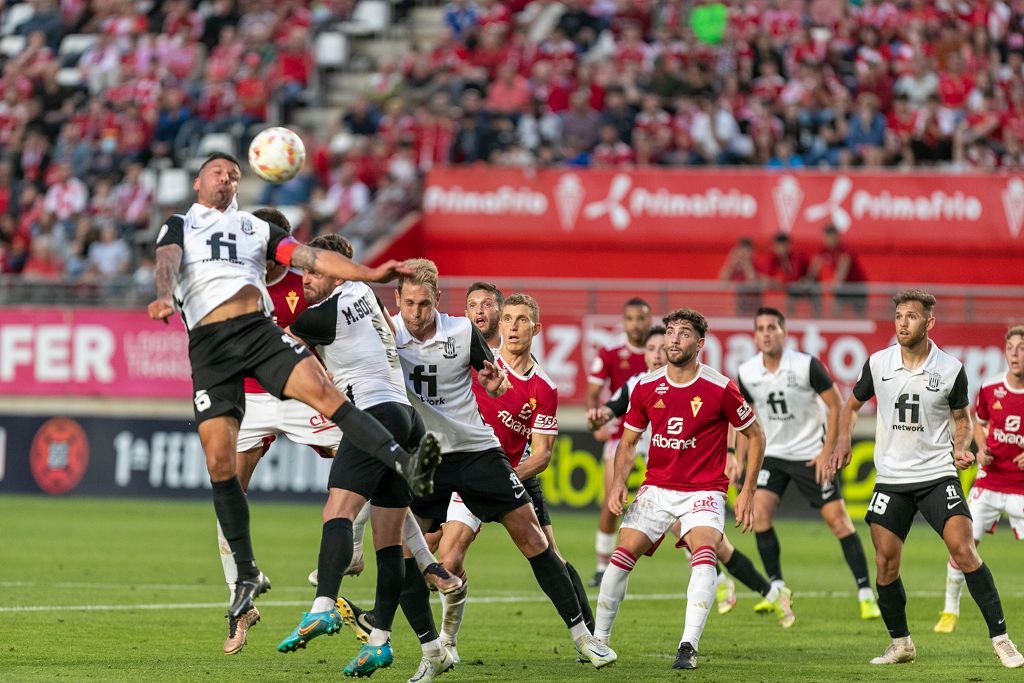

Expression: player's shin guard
xmin=594 ymin=547 xmax=636 ymax=640
xmin=681 ymin=546 xmax=717 ymax=650
xmin=400 ymin=557 xmax=440 ymax=644
xmin=565 ymin=562 xmax=595 ymax=633
xmin=373 ymin=545 xmax=405 ymax=631
xmin=217 ymin=521 xmax=237 ymax=597
xmin=876 ymin=578 xmax=910 ymax=638
xmin=755 ymin=527 xmax=783 ymax=584
xmin=944 ymin=558 xmax=965 ymax=615
xmin=724 ymin=548 xmax=772 ymax=596
xmin=212 ymin=476 xmax=258 ymax=580
xmin=315 ymin=517 xmax=353 ymax=601
xmin=528 ymin=547 xmax=587 ymax=636
xmin=402 ymin=511 xmax=435 ymax=572
xmin=440 ymin=578 xmax=468 ymax=643
xmin=839 ymin=532 xmax=872 ymax=590
xmin=964 ymin=563 xmax=1008 ymax=638
xmin=330 ymin=402 xmax=410 ymax=472
xmin=595 ymin=531 xmax=616 ymax=572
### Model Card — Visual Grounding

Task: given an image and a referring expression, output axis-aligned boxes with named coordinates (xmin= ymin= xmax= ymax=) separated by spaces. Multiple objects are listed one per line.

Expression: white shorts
xmin=968 ymin=487 xmax=1024 ymax=541
xmin=621 ymin=485 xmax=726 ymax=543
xmin=446 ymin=492 xmax=483 ymax=534
xmin=237 ymin=392 xmax=340 ymax=454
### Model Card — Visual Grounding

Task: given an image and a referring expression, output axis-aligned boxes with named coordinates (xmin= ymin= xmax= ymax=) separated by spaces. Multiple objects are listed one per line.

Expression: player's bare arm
xmin=951 ymin=407 xmax=975 ymax=470
xmin=829 ymin=394 xmax=863 ymax=473
xmin=516 ymin=433 xmax=555 ymax=480
xmin=148 ymin=243 xmax=182 ymax=322
xmin=724 ymin=427 xmax=743 ymax=486
xmin=973 ymin=414 xmax=992 ymax=467
xmin=734 ymin=419 xmax=765 ymax=533
xmin=608 ymin=428 xmax=642 ymax=516
xmin=288 ymin=243 xmax=413 ymax=283
xmin=810 ymin=385 xmax=844 ymax=485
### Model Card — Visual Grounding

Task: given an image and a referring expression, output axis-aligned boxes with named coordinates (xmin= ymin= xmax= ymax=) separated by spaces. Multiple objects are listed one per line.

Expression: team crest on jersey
xmin=926 ymin=372 xmax=941 ymax=392
xmin=786 ymin=371 xmax=798 ymax=388
xmin=690 ymin=396 xmax=703 ymax=417
xmin=995 ymin=386 xmax=1008 ymax=399
xmin=285 ymin=290 xmax=299 ymax=314
xmin=620 ymin=359 xmax=631 ymax=369
xmin=653 ymin=399 xmax=665 ymax=409
xmin=240 ymin=217 xmax=254 ymax=235
xmin=654 ymin=383 xmax=669 ymax=395
xmin=442 ymin=338 xmax=457 ymax=359
xmin=993 ymin=400 xmax=1003 ymax=411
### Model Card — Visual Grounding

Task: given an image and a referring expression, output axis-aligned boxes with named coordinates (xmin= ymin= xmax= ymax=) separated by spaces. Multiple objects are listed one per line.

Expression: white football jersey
xmin=290 ymin=281 xmax=407 ymax=410
xmin=737 ymin=349 xmax=833 ymax=461
xmin=854 ymin=342 xmax=970 ymax=486
xmin=392 ymin=310 xmax=501 ymax=453
xmin=156 ymin=203 xmax=291 ymax=330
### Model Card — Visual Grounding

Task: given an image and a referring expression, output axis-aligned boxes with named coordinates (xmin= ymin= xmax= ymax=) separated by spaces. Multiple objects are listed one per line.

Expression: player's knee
xmin=874 ymin=554 xmax=900 ymax=581
xmin=949 ymin=543 xmax=981 ymax=572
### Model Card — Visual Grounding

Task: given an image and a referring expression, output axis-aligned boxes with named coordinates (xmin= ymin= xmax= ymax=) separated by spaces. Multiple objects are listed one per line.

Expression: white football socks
xmin=680 ymin=546 xmax=717 ymax=650
xmin=595 ymin=531 xmax=617 ymax=572
xmin=403 ymin=510 xmax=435 ymax=572
xmin=944 ymin=560 xmax=965 ymax=615
xmin=594 ymin=548 xmax=636 ymax=640
xmin=440 ymin=581 xmax=469 ymax=644
xmin=216 ymin=521 xmax=236 ymax=598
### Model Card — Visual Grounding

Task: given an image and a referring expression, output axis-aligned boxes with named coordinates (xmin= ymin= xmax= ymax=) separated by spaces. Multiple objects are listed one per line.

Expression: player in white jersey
xmin=590 ymin=326 xmax=794 ymax=626
xmin=935 ymin=326 xmax=1024 ymax=634
xmin=391 ymin=260 xmax=616 ymax=673
xmin=465 ymin=282 xmax=503 ymax=349
xmin=274 ymin=234 xmax=440 ymax=677
xmin=736 ymin=307 xmax=879 ymax=621
xmin=147 ymin=153 xmax=441 ymax=626
xmin=830 ymin=289 xmax=1023 ymax=668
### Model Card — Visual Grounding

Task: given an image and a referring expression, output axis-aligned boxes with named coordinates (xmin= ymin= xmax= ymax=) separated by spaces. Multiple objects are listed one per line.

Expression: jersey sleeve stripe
xmin=735 ymin=415 xmax=756 ymax=431
xmin=623 ymin=422 xmax=646 ymax=433
xmin=532 ymin=428 xmax=559 ymax=435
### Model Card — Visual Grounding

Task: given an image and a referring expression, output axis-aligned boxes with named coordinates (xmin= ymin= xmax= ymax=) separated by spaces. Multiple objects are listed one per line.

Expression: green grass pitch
xmin=2 ymin=494 xmax=1022 ymax=681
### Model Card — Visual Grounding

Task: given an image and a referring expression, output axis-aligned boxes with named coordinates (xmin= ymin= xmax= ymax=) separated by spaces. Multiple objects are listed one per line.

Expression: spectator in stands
xmin=85 ymin=222 xmax=132 ymax=280
xmin=443 ymin=0 xmax=479 ymax=40
xmin=557 ymin=0 xmax=598 ymax=52
xmin=912 ymin=93 xmax=955 ymax=164
xmin=43 ymin=161 xmax=88 ymax=235
xmin=486 ymin=62 xmax=532 ymax=118
xmin=763 ymin=232 xmax=819 ymax=315
xmin=809 ymin=223 xmax=868 ymax=316
xmin=342 ymin=96 xmax=380 ymax=136
xmin=272 ymin=26 xmax=314 ymax=124
xmin=449 ymin=110 xmax=493 ymax=163
xmin=718 ymin=236 xmax=763 ymax=315
xmin=560 ymin=89 xmax=602 ymax=151
xmin=112 ymin=163 xmax=153 ymax=235
xmin=845 ymin=92 xmax=886 ymax=166
xmin=320 ymin=161 xmax=370 ymax=231
xmin=20 ymin=234 xmax=62 ymax=283
xmin=150 ymin=88 xmax=193 ymax=161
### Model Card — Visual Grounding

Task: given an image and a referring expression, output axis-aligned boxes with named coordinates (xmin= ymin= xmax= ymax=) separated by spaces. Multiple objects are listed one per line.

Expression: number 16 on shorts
xmin=869 ymin=491 xmax=890 ymax=515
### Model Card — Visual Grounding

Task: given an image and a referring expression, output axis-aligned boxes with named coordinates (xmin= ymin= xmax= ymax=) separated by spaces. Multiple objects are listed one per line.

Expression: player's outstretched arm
xmin=951 ymin=407 xmax=975 ymax=470
xmin=287 ymin=243 xmax=414 ymax=283
xmin=608 ymin=428 xmax=641 ymax=516
xmin=147 ymin=243 xmax=182 ymax=322
xmin=733 ymin=420 xmax=764 ymax=533
xmin=829 ymin=395 xmax=863 ymax=474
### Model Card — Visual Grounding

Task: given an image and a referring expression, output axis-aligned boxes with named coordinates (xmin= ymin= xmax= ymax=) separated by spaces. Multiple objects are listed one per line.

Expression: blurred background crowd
xmin=1 ymin=0 xmax=1022 ymax=292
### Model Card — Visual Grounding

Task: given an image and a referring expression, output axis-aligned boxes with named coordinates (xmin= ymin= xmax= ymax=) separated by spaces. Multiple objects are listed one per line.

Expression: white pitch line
xmin=4 ymin=590 xmax=1024 ymax=614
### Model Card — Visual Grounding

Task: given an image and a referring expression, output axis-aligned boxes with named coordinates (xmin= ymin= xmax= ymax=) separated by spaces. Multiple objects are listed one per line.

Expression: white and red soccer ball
xmin=248 ymin=127 xmax=306 ymax=183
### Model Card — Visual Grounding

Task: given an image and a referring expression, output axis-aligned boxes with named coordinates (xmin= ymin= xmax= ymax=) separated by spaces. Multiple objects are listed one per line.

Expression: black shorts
xmin=525 ymin=476 xmax=550 ymax=527
xmin=410 ymin=490 xmax=450 ymax=533
xmin=412 ymin=448 xmax=530 ymax=525
xmin=329 ymin=401 xmax=424 ymax=508
xmin=865 ymin=476 xmax=971 ymax=542
xmin=188 ymin=312 xmax=310 ymax=423
xmin=757 ymin=456 xmax=843 ymax=509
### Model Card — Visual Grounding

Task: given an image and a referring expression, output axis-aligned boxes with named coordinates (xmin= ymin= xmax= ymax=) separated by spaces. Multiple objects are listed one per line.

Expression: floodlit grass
xmin=2 ymin=494 xmax=1022 ymax=681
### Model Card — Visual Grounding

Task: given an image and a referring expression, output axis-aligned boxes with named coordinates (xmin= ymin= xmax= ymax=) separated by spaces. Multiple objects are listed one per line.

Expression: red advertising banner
xmin=423 ymin=168 xmax=1024 ymax=248
xmin=0 ymin=308 xmax=191 ymax=398
xmin=0 ymin=308 xmax=1009 ymax=405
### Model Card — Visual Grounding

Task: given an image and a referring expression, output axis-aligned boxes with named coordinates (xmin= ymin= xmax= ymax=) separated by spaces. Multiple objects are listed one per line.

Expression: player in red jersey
xmin=587 ymin=297 xmax=651 ymax=586
xmin=593 ymin=308 xmax=766 ymax=670
xmin=465 ymin=281 xmax=504 ymax=349
xmin=218 ymin=207 xmax=340 ymax=654
xmin=437 ymin=293 xmax=595 ymax=660
xmin=935 ymin=325 xmax=1024 ymax=634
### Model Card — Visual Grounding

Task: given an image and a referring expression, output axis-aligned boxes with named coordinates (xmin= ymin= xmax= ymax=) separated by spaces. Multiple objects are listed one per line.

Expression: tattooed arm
xmin=148 ymin=226 xmax=183 ymax=322
xmin=951 ymin=407 xmax=975 ymax=470
xmin=287 ymin=243 xmax=413 ymax=283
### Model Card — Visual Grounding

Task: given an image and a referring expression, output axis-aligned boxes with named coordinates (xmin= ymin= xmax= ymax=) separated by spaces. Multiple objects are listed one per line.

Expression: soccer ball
xmin=248 ymin=127 xmax=306 ymax=183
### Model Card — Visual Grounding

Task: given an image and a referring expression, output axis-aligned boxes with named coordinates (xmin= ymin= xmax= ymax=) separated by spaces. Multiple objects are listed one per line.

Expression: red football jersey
xmin=973 ymin=374 xmax=1024 ymax=495
xmin=623 ymin=365 xmax=756 ymax=493
xmin=589 ymin=342 xmax=647 ymax=438
xmin=473 ymin=356 xmax=558 ymax=468
xmin=244 ymin=269 xmax=308 ymax=394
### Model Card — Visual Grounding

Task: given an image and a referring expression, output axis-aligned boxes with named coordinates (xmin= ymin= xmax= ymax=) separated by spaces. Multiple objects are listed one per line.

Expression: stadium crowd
xmin=3 ymin=0 xmax=1024 ymax=284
